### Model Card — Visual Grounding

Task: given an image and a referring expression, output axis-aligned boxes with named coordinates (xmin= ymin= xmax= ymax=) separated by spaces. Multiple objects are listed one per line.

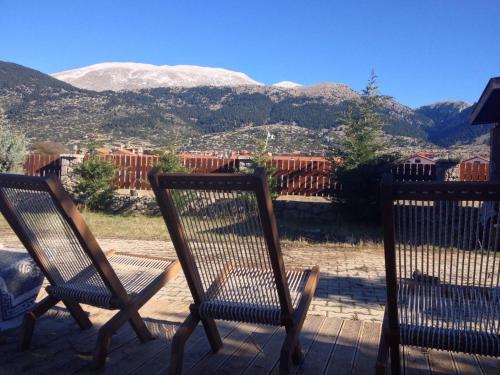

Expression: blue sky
xmin=1 ymin=0 xmax=499 ymax=108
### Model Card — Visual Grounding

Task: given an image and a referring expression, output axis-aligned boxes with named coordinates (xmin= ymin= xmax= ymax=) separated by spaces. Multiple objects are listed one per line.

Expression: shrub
xmin=158 ymin=145 xmax=189 ymax=173
xmin=0 ymin=125 xmax=26 ymax=173
xmin=334 ymin=154 xmax=398 ymax=222
xmin=71 ymin=155 xmax=117 ymax=211
xmin=245 ymin=137 xmax=278 ymax=200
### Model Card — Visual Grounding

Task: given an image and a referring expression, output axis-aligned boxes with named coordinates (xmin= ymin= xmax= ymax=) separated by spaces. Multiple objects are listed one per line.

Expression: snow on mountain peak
xmin=51 ymin=62 xmax=263 ymax=91
xmin=272 ymin=81 xmax=303 ymax=88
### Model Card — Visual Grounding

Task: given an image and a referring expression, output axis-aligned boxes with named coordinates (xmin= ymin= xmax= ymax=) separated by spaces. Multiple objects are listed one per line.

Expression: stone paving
xmin=0 ymin=234 xmax=387 ymax=322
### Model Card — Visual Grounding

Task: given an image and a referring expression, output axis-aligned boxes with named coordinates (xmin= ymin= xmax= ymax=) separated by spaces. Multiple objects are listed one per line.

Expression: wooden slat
xmin=402 ymin=346 xmax=430 ymax=375
xmin=476 ymin=355 xmax=500 ymax=375
xmin=186 ymin=323 xmax=255 ymax=374
xmin=213 ymin=324 xmax=279 ymax=374
xmin=151 ymin=320 xmax=239 ymax=375
xmin=350 ymin=321 xmax=381 ymax=375
xmin=427 ymin=349 xmax=456 ymax=374
xmin=294 ymin=316 xmax=342 ymax=374
xmin=243 ymin=315 xmax=324 ymax=374
xmin=451 ymin=352 xmax=482 ymax=375
xmin=324 ymin=319 xmax=362 ymax=375
xmin=269 ymin=315 xmax=325 ymax=374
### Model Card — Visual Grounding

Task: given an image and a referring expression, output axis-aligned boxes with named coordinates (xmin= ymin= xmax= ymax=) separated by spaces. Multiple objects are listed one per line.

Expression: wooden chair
xmin=0 ymin=173 xmax=180 ymax=367
xmin=377 ymin=177 xmax=500 ymax=374
xmin=148 ymin=167 xmax=319 ymax=375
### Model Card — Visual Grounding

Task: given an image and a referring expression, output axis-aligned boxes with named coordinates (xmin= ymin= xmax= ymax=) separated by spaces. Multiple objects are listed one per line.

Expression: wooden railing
xmin=391 ymin=163 xmax=436 ymax=182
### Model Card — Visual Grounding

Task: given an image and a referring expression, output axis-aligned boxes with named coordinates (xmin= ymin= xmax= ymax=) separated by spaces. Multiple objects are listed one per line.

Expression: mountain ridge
xmin=0 ymin=61 xmax=490 ymax=151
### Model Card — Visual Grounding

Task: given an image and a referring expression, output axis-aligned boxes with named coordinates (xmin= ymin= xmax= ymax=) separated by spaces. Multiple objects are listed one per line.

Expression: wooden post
xmin=490 ymin=124 xmax=500 ymax=182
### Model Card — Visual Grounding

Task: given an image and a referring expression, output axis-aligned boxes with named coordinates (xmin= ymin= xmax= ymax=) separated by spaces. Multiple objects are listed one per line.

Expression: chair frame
xmin=148 ymin=167 xmax=319 ymax=375
xmin=376 ymin=177 xmax=500 ymax=375
xmin=0 ymin=173 xmax=180 ymax=367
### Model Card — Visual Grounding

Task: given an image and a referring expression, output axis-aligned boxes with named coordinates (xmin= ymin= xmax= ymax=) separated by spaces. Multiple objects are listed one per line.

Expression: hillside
xmin=415 ymin=101 xmax=490 ymax=146
xmin=0 ymin=61 xmax=490 ymax=152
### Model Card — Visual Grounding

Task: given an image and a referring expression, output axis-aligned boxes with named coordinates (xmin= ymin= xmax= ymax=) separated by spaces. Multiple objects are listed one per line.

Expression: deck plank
xmin=136 ymin=320 xmax=238 ymax=375
xmin=269 ymin=315 xmax=325 ymax=375
xmin=427 ymin=349 xmax=456 ymax=374
xmin=26 ymin=304 xmax=138 ymax=374
xmin=476 ymin=355 xmax=500 ymax=375
xmin=187 ymin=323 xmax=255 ymax=375
xmin=215 ymin=324 xmax=279 ymax=374
xmin=96 ymin=302 xmax=186 ymax=375
xmin=242 ymin=314 xmax=324 ymax=375
xmin=451 ymin=352 xmax=482 ymax=375
xmin=324 ymin=319 xmax=362 ymax=375
xmin=350 ymin=321 xmax=381 ymax=375
xmin=294 ymin=317 xmax=341 ymax=375
xmin=402 ymin=346 xmax=430 ymax=375
xmin=0 ymin=306 xmax=103 ymax=373
xmin=0 ymin=298 xmax=493 ymax=375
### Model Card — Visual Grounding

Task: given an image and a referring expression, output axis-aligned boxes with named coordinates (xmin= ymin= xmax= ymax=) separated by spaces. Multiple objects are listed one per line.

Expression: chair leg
xmin=129 ymin=310 xmax=154 ymax=342
xmin=92 ymin=306 xmax=150 ymax=368
xmin=63 ymin=300 xmax=92 ymax=330
xmin=94 ymin=329 xmax=113 ymax=368
xmin=201 ymin=317 xmax=223 ymax=353
xmin=20 ymin=295 xmax=59 ymax=351
xmin=170 ymin=313 xmax=200 ymax=375
xmin=292 ymin=342 xmax=304 ymax=365
xmin=389 ymin=342 xmax=402 ymax=375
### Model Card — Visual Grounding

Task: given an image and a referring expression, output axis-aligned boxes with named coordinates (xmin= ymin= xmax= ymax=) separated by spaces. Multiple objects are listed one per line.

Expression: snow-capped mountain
xmin=51 ymin=62 xmax=263 ymax=91
xmin=272 ymin=81 xmax=303 ymax=88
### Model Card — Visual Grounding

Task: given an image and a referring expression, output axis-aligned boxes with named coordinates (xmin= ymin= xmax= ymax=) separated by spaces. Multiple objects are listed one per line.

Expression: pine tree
xmin=337 ymin=70 xmax=384 ymax=169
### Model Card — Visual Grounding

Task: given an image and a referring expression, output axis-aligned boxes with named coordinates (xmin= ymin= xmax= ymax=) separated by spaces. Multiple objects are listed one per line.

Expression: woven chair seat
xmin=46 ymin=253 xmax=174 ymax=308
xmin=399 ymin=281 xmax=500 ymax=356
xmin=198 ymin=267 xmax=310 ymax=325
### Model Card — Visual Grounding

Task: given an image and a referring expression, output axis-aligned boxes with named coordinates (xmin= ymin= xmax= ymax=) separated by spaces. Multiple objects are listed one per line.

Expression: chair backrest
xmin=149 ymin=168 xmax=293 ymax=320
xmin=0 ymin=173 xmax=127 ymax=301
xmin=382 ymin=178 xmax=500 ymax=354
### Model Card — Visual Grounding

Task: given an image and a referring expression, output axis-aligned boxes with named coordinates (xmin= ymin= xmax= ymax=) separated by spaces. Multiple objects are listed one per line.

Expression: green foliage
xmin=335 ymin=70 xmax=385 ymax=170
xmin=334 ymin=154 xmax=398 ymax=222
xmin=72 ymin=155 xmax=117 ymax=211
xmin=158 ymin=144 xmax=189 ymax=173
xmin=333 ymin=71 xmax=398 ymax=222
xmin=0 ymin=125 xmax=26 ymax=173
xmin=245 ymin=135 xmax=279 ymax=200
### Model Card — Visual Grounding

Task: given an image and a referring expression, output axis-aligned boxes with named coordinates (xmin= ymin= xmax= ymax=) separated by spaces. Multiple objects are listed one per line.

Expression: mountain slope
xmin=51 ymin=62 xmax=263 ymax=91
xmin=415 ymin=101 xmax=490 ymax=146
xmin=0 ymin=60 xmax=488 ymax=151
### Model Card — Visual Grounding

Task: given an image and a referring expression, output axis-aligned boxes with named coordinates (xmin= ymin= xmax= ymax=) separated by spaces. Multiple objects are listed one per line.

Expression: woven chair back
xmin=383 ymin=180 xmax=500 ymax=355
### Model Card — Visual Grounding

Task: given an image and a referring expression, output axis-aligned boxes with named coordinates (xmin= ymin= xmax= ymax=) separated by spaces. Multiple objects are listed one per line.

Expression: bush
xmin=245 ymin=138 xmax=279 ymax=200
xmin=71 ymin=156 xmax=117 ymax=211
xmin=334 ymin=154 xmax=397 ymax=222
xmin=158 ymin=146 xmax=189 ymax=173
xmin=0 ymin=125 xmax=26 ymax=173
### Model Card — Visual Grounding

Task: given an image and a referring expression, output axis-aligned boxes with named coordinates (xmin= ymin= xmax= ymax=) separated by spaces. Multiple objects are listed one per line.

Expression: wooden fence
xmin=460 ymin=161 xmax=489 ymax=181
xmin=391 ymin=163 xmax=437 ymax=182
xmin=24 ymin=154 xmax=61 ymax=177
xmin=23 ymin=154 xmax=335 ymax=197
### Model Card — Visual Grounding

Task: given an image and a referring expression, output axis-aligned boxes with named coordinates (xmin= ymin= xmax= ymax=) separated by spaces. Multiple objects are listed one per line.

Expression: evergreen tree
xmin=332 ymin=71 xmax=397 ymax=222
xmin=158 ymin=144 xmax=189 ymax=173
xmin=0 ymin=124 xmax=26 ymax=173
xmin=337 ymin=70 xmax=384 ymax=169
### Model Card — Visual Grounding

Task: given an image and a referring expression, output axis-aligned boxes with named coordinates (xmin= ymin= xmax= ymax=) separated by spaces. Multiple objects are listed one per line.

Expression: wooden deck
xmin=0 ymin=299 xmax=498 ymax=375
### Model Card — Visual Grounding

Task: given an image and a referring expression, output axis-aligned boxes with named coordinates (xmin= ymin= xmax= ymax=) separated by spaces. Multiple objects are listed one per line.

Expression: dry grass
xmin=0 ymin=210 xmax=382 ymax=247
xmin=0 ymin=212 xmax=170 ymax=241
